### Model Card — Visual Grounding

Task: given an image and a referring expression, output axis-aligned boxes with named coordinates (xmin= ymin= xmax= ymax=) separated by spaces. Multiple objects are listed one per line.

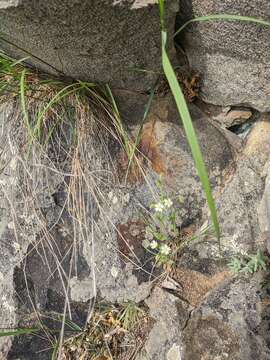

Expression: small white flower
xmin=13 ymin=242 xmax=21 ymax=253
xmin=7 ymin=221 xmax=14 ymax=230
xmin=163 ymin=198 xmax=173 ymax=209
xmin=111 ymin=266 xmax=119 ymax=278
xmin=112 ymin=196 xmax=118 ymax=205
xmin=150 ymin=240 xmax=158 ymax=249
xmin=160 ymin=244 xmax=171 ymax=255
xmin=153 ymin=202 xmax=164 ymax=212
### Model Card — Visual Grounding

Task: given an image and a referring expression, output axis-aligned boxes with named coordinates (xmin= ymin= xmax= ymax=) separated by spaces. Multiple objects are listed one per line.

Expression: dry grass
xmin=0 ymin=54 xmax=159 ymax=359
xmin=61 ymin=302 xmax=151 ymax=360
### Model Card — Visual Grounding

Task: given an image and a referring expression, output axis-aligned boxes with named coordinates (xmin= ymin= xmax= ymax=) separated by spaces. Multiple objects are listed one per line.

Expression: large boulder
xmin=177 ymin=0 xmax=270 ymax=112
xmin=0 ymin=0 xmax=178 ymax=91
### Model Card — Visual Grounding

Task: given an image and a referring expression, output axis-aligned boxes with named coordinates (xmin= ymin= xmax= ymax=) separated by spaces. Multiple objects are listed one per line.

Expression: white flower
xmin=160 ymin=244 xmax=171 ymax=255
xmin=13 ymin=242 xmax=21 ymax=253
xmin=111 ymin=266 xmax=119 ymax=278
xmin=150 ymin=240 xmax=158 ymax=249
xmin=153 ymin=202 xmax=164 ymax=212
xmin=163 ymin=198 xmax=173 ymax=209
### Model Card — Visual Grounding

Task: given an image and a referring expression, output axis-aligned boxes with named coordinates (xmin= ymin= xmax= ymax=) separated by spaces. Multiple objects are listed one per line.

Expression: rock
xmin=216 ymin=158 xmax=264 ymax=255
xmin=171 ymin=267 xmax=231 ymax=307
xmin=136 ymin=286 xmax=190 ymax=360
xmin=170 ymin=115 xmax=270 ymax=296
xmin=213 ymin=108 xmax=253 ymax=129
xmin=243 ymin=115 xmax=270 ymax=171
xmin=177 ymin=0 xmax=270 ymax=112
xmin=0 ymin=0 xmax=178 ymax=92
xmin=0 ymin=92 xmax=235 ymax=357
xmin=258 ymin=159 xmax=270 ymax=254
xmin=129 ymin=95 xmax=234 ymax=228
xmin=181 ymin=273 xmax=270 ymax=360
xmin=189 ymin=115 xmax=270 ymax=259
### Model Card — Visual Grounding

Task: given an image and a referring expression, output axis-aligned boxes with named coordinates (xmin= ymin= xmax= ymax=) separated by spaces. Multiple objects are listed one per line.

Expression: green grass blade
xmin=0 ymin=328 xmax=39 ymax=337
xmin=105 ymin=84 xmax=120 ymax=117
xmin=105 ymin=84 xmax=132 ymax=158
xmin=34 ymin=83 xmax=81 ymax=141
xmin=175 ymin=14 xmax=270 ymax=37
xmin=51 ymin=338 xmax=59 ymax=360
xmin=127 ymin=85 xmax=156 ymax=169
xmin=158 ymin=0 xmax=165 ymax=30
xmin=20 ymin=69 xmax=32 ymax=136
xmin=160 ymin=28 xmax=220 ymax=241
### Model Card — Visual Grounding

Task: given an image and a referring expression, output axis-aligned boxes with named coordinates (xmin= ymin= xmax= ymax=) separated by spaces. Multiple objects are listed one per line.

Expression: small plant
xmin=144 ymin=196 xmax=177 ymax=265
xmin=228 ymin=250 xmax=269 ymax=274
xmin=62 ymin=302 xmax=148 ymax=360
xmin=118 ymin=301 xmax=145 ymax=330
xmin=143 ymin=179 xmax=180 ymax=266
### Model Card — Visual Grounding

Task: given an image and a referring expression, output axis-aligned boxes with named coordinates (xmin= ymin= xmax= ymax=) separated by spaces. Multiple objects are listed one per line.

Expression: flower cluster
xmin=152 ymin=198 xmax=173 ymax=213
xmin=144 ymin=196 xmax=179 ymax=266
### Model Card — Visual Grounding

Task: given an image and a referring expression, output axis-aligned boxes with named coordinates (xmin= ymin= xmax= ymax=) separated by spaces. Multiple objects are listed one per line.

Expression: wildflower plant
xmin=143 ymin=181 xmax=180 ymax=266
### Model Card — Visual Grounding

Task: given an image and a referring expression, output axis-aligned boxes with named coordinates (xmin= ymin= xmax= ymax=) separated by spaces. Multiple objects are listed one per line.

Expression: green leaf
xmin=175 ymin=14 xmax=270 ymax=37
xmin=0 ymin=328 xmax=39 ymax=337
xmin=158 ymin=0 xmax=165 ymax=30
xmin=159 ymin=27 xmax=220 ymax=242
xmin=20 ymin=69 xmax=31 ymax=136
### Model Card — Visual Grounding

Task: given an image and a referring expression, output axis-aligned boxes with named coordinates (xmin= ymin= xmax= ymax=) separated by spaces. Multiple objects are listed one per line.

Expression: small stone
xmin=213 ymin=109 xmax=252 ymax=128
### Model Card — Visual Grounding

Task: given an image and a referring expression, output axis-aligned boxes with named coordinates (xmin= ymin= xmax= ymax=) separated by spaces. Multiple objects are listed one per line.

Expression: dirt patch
xmin=171 ymin=267 xmax=232 ymax=306
xmin=183 ymin=315 xmax=240 ymax=360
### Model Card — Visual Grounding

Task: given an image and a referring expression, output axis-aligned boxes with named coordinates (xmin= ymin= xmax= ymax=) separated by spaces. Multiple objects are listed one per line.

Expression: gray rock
xmin=4 ymin=92 xmax=270 ymax=359
xmin=181 ymin=273 xmax=270 ymax=360
xmin=213 ymin=108 xmax=253 ymax=129
xmin=0 ymin=0 xmax=178 ymax=91
xmin=258 ymin=160 xmax=270 ymax=254
xmin=180 ymin=115 xmax=270 ymax=262
xmin=177 ymin=0 xmax=270 ymax=112
xmin=0 ymin=93 xmax=235 ymax=357
xmin=131 ymin=95 xmax=234 ymax=228
xmin=136 ymin=286 xmax=190 ymax=360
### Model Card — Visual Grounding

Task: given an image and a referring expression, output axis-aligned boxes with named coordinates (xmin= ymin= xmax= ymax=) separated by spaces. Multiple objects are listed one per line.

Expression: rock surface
xmin=0 ymin=93 xmax=235 ymax=358
xmin=0 ymin=0 xmax=178 ymax=91
xmin=136 ymin=286 xmax=190 ymax=360
xmin=1 ymin=91 xmax=270 ymax=359
xmin=177 ymin=0 xmax=270 ymax=111
xmin=181 ymin=274 xmax=270 ymax=360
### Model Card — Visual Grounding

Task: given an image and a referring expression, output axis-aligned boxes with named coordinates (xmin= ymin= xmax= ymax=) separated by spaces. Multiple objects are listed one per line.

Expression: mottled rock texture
xmin=0 ymin=93 xmax=233 ymax=358
xmin=137 ymin=286 xmax=190 ymax=360
xmin=0 ymin=0 xmax=178 ymax=91
xmin=177 ymin=0 xmax=270 ymax=111
xmin=1 ymin=91 xmax=270 ymax=359
xmin=182 ymin=274 xmax=270 ymax=360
